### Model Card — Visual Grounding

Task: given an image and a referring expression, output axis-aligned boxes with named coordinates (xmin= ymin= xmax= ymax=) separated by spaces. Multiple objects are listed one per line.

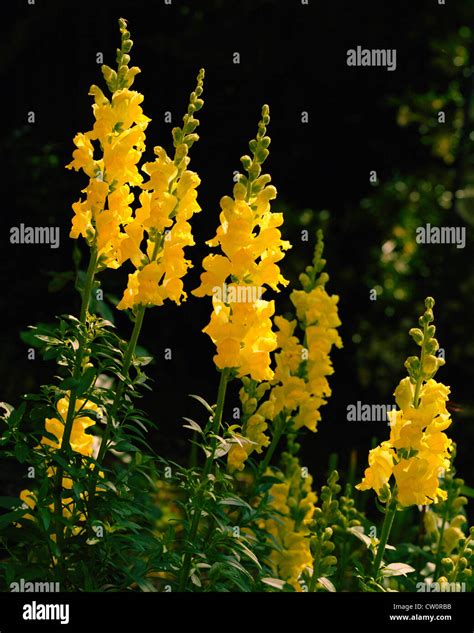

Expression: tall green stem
xmin=86 ymin=304 xmax=146 ymax=525
xmin=96 ymin=304 xmax=146 ymax=465
xmin=88 ymin=238 xmax=160 ymax=517
xmin=178 ymin=369 xmax=230 ymax=591
xmin=53 ymin=246 xmax=98 ymax=568
xmin=79 ymin=247 xmax=99 ymax=324
xmin=372 ymin=493 xmax=398 ymax=579
xmin=413 ymin=324 xmax=428 ymax=408
xmin=259 ymin=415 xmax=285 ymax=475
xmin=97 ymin=236 xmax=160 ymax=465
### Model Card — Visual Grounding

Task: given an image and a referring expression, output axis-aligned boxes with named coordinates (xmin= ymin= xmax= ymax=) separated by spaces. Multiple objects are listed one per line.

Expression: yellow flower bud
xmin=243 ymin=398 xmax=258 ymax=415
xmin=423 ymin=510 xmax=439 ymax=536
xmin=423 ymin=354 xmax=440 ymax=375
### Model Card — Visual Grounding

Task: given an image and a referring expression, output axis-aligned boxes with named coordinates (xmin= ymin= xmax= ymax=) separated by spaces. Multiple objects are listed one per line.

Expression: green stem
xmin=178 ymin=368 xmax=230 ymax=591
xmin=53 ymin=246 xmax=98 ymax=559
xmin=88 ymin=237 xmax=159 ymax=521
xmin=98 ymin=235 xmax=159 ymax=465
xmin=413 ymin=323 xmax=428 ymax=408
xmin=79 ymin=247 xmax=99 ymax=323
xmin=372 ymin=494 xmax=398 ymax=580
xmin=189 ymin=432 xmax=198 ymax=468
xmin=62 ymin=247 xmax=99 ymax=448
xmin=86 ymin=304 xmax=147 ymax=527
xmin=96 ymin=304 xmax=146 ymax=466
xmin=260 ymin=415 xmax=286 ymax=475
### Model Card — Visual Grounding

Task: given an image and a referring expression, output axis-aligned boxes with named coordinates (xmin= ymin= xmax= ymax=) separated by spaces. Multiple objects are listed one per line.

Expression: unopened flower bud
xmin=322 ymin=555 xmax=337 ymax=568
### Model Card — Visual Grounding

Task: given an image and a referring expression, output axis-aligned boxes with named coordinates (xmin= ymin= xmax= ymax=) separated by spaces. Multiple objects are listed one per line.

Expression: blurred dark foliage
xmin=1 ymin=0 xmax=473 ymax=500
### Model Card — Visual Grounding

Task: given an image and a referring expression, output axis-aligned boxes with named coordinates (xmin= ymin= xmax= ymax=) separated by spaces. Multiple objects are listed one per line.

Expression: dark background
xmin=1 ymin=0 xmax=473 ymax=501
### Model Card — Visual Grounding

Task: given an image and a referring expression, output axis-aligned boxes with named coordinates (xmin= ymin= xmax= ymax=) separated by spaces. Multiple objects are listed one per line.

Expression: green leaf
xmin=222 ymin=556 xmax=252 ymax=579
xmin=38 ymin=507 xmax=51 ymax=531
xmin=14 ymin=442 xmax=29 ymax=464
xmin=219 ymin=497 xmax=252 ymax=510
xmin=318 ymin=577 xmax=336 ymax=592
xmin=136 ymin=578 xmax=158 ymax=592
xmin=348 ymin=525 xmax=373 ymax=548
xmin=182 ymin=418 xmax=203 ymax=434
xmin=134 ymin=344 xmax=151 ymax=358
xmin=33 ymin=334 xmax=61 ymax=345
xmin=9 ymin=402 xmax=27 ymax=429
xmin=255 ymin=475 xmax=283 ymax=492
xmin=261 ymin=577 xmax=286 ymax=590
xmin=189 ymin=394 xmax=214 ymax=414
xmin=112 ymin=441 xmax=139 ymax=452
xmin=235 ymin=541 xmax=261 ymax=568
xmin=209 ymin=562 xmax=251 ymax=591
xmin=20 ymin=323 xmax=56 ymax=348
xmin=60 ymin=377 xmax=80 ymax=391
xmin=43 ymin=347 xmax=61 ymax=361
xmin=92 ymin=296 xmax=115 ymax=324
xmin=77 ymin=366 xmax=97 ymax=396
xmin=381 ymin=563 xmax=415 ymax=577
xmin=50 ymin=453 xmax=71 ymax=470
xmin=0 ymin=510 xmax=24 ymax=529
xmin=0 ymin=496 xmax=23 ymax=509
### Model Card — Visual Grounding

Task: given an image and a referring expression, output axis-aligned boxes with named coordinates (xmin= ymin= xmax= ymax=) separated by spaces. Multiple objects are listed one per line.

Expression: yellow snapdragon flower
xmin=193 ymin=105 xmax=290 ymax=381
xmin=227 ymin=231 xmax=342 ymax=471
xmin=356 ymin=298 xmax=453 ymax=508
xmin=16 ymin=467 xmax=104 ymax=533
xmin=67 ymin=18 xmax=150 ymax=270
xmin=41 ymin=394 xmax=100 ymax=458
xmin=262 ymin=453 xmax=317 ymax=590
xmin=117 ymin=72 xmax=205 ymax=310
xmin=356 ymin=441 xmax=395 ymax=495
xmin=271 ymin=284 xmax=342 ymax=432
xmin=357 ymin=380 xmax=452 ymax=506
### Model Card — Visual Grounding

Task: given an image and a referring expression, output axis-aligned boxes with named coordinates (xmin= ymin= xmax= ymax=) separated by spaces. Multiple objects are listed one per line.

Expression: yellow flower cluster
xmin=67 ymin=18 xmax=204 ymax=309
xmin=357 ymin=298 xmax=453 ymax=507
xmin=227 ymin=380 xmax=273 ymax=471
xmin=117 ymin=118 xmax=203 ymax=309
xmin=424 ymin=507 xmax=467 ymax=556
xmin=356 ymin=379 xmax=452 ymax=506
xmin=262 ymin=454 xmax=317 ymax=590
xmin=227 ymin=231 xmax=342 ymax=471
xmin=67 ymin=19 xmax=150 ymax=270
xmin=271 ymin=284 xmax=342 ymax=431
xmin=17 ymin=469 xmax=103 ymax=536
xmin=17 ymin=393 xmax=104 ymax=530
xmin=41 ymin=393 xmax=101 ymax=458
xmin=354 ymin=441 xmax=394 ymax=496
xmin=193 ymin=105 xmax=291 ymax=380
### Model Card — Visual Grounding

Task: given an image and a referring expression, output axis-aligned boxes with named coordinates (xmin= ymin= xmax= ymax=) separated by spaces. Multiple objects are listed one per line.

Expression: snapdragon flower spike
xmin=263 ymin=452 xmax=317 ymax=591
xmin=356 ymin=297 xmax=453 ymax=507
xmin=228 ymin=230 xmax=342 ymax=472
xmin=40 ymin=392 xmax=101 ymax=457
xmin=117 ymin=69 xmax=205 ymax=310
xmin=67 ymin=18 xmax=150 ymax=271
xmin=193 ymin=105 xmax=291 ymax=382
